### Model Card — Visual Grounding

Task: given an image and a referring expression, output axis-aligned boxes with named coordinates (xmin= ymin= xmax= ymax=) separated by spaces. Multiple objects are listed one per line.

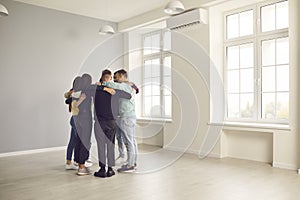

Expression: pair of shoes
xmin=94 ymin=168 xmax=115 ymax=178
xmin=65 ymin=162 xmax=78 ymax=170
xmin=117 ymin=164 xmax=135 ymax=173
xmin=77 ymin=167 xmax=91 ymax=176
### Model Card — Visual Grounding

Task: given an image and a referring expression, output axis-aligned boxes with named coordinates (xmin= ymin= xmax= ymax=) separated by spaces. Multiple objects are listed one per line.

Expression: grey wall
xmin=0 ymin=0 xmax=123 ymax=153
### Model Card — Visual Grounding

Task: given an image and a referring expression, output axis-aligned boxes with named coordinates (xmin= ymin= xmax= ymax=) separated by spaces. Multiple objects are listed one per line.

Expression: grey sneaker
xmin=117 ymin=164 xmax=135 ymax=173
xmin=77 ymin=167 xmax=91 ymax=176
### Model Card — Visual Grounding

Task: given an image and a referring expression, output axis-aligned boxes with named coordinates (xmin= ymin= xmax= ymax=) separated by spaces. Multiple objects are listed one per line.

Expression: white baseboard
xmin=272 ymin=162 xmax=298 ymax=171
xmin=163 ymin=146 xmax=221 ymax=158
xmin=0 ymin=146 xmax=66 ymax=158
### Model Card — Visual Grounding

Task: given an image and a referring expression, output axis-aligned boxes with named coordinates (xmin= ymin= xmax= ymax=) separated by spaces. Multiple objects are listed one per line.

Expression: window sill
xmin=208 ymin=121 xmax=291 ymax=131
xmin=137 ymin=117 xmax=173 ymax=124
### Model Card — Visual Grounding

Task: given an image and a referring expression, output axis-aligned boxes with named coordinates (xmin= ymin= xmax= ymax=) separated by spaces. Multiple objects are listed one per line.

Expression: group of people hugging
xmin=64 ymin=69 xmax=139 ymax=178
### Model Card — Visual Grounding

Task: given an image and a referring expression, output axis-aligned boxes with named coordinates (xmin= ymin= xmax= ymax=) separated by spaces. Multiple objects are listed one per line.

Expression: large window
xmin=142 ymin=31 xmax=172 ymax=118
xmin=225 ymin=0 xmax=289 ymax=123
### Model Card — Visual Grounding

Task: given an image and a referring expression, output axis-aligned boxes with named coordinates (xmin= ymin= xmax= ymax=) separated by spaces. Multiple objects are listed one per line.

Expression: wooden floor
xmin=1 ymin=145 xmax=300 ymax=200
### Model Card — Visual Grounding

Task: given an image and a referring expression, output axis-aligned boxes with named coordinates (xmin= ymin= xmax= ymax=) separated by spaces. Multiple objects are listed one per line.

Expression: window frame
xmin=141 ymin=30 xmax=172 ymax=119
xmin=223 ymin=0 xmax=289 ymax=124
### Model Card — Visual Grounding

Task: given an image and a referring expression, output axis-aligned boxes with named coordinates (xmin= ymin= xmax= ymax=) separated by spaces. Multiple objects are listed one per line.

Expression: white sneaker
xmin=65 ymin=162 xmax=78 ymax=170
xmin=85 ymin=161 xmax=93 ymax=168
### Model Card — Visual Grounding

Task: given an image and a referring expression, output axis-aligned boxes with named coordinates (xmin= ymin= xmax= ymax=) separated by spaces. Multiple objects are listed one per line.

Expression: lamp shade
xmin=99 ymin=25 xmax=115 ymax=35
xmin=0 ymin=4 xmax=8 ymax=17
xmin=164 ymin=0 xmax=185 ymax=15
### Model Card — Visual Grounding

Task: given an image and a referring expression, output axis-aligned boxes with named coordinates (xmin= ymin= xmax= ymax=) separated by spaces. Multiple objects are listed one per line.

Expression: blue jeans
xmin=115 ymin=118 xmax=124 ymax=157
xmin=120 ymin=117 xmax=137 ymax=166
xmin=66 ymin=116 xmax=78 ymax=161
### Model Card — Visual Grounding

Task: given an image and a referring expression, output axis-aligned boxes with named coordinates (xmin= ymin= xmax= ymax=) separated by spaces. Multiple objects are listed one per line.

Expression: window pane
xmin=152 ymin=77 xmax=160 ymax=85
xmin=164 ymin=95 xmax=172 ymax=116
xmin=144 ymin=84 xmax=152 ymax=96
xmin=144 ymin=36 xmax=151 ymax=55
xmin=228 ymin=94 xmax=240 ymax=118
xmin=227 ymin=14 xmax=239 ymax=39
xmin=151 ymin=34 xmax=160 ymax=54
xmin=240 ymin=68 xmax=254 ymax=93
xmin=151 ymin=96 xmax=161 ymax=116
xmin=152 ymin=84 xmax=160 ymax=96
xmin=144 ymin=61 xmax=152 ymax=78
xmin=144 ymin=96 xmax=152 ymax=116
xmin=276 ymin=37 xmax=289 ymax=65
xmin=240 ymin=43 xmax=253 ymax=68
xmin=227 ymin=70 xmax=239 ymax=93
xmin=163 ymin=56 xmax=172 ymax=76
xmin=151 ymin=59 xmax=160 ymax=77
xmin=262 ymin=39 xmax=275 ymax=66
xmin=277 ymin=65 xmax=289 ymax=92
xmin=163 ymin=76 xmax=172 ymax=96
xmin=276 ymin=92 xmax=289 ymax=120
xmin=261 ymin=4 xmax=275 ymax=32
xmin=262 ymin=93 xmax=275 ymax=119
xmin=163 ymin=31 xmax=171 ymax=51
xmin=262 ymin=66 xmax=276 ymax=92
xmin=240 ymin=93 xmax=254 ymax=118
xmin=239 ymin=10 xmax=253 ymax=36
xmin=276 ymin=1 xmax=289 ymax=29
xmin=227 ymin=46 xmax=239 ymax=69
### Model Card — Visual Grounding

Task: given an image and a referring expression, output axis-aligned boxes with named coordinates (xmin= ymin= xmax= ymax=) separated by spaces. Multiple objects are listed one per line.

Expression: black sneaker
xmin=117 ymin=164 xmax=135 ymax=173
xmin=94 ymin=169 xmax=106 ymax=178
xmin=107 ymin=169 xmax=115 ymax=177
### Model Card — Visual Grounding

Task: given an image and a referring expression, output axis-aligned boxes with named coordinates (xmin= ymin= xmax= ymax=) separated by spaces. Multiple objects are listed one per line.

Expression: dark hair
xmin=82 ymin=73 xmax=92 ymax=89
xmin=73 ymin=76 xmax=83 ymax=92
xmin=100 ymin=69 xmax=112 ymax=83
xmin=115 ymin=69 xmax=127 ymax=78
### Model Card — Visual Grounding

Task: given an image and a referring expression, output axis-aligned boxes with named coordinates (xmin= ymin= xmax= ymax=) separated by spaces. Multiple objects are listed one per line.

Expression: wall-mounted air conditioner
xmin=166 ymin=8 xmax=208 ymax=30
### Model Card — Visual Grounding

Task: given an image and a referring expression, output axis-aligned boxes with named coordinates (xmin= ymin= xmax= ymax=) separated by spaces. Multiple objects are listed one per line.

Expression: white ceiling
xmin=14 ymin=0 xmax=170 ymax=22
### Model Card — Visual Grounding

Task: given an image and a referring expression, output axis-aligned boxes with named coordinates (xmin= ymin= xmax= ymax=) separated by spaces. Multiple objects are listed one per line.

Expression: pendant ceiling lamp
xmin=0 ymin=4 xmax=9 ymax=17
xmin=164 ymin=0 xmax=185 ymax=15
xmin=99 ymin=24 xmax=115 ymax=35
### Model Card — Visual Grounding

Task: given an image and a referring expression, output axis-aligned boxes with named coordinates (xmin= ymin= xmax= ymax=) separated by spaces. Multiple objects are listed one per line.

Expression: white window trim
xmin=141 ymin=30 xmax=172 ymax=119
xmin=223 ymin=0 xmax=289 ymax=124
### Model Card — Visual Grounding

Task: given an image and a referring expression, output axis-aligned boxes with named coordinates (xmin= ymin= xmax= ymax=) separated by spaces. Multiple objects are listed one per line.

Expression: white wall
xmin=0 ymin=0 xmax=121 ymax=153
xmin=122 ymin=0 xmax=300 ymax=171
